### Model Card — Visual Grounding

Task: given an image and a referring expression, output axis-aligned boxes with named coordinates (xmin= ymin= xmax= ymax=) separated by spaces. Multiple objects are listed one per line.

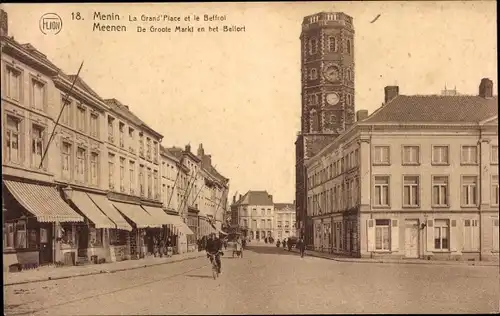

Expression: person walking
xmin=298 ymin=237 xmax=306 ymax=258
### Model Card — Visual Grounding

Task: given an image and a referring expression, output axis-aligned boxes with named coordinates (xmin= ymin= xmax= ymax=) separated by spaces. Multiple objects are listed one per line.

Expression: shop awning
xmin=87 ymin=193 xmax=132 ymax=231
xmin=142 ymin=206 xmax=173 ymax=226
xmin=165 ymin=214 xmax=195 ymax=235
xmin=67 ymin=190 xmax=115 ymax=229
xmin=112 ymin=201 xmax=161 ymax=229
xmin=3 ymin=180 xmax=84 ymax=223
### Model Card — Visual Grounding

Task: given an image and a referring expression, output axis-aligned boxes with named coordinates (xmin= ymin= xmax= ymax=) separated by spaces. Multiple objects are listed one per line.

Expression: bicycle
xmin=208 ymin=252 xmax=221 ymax=280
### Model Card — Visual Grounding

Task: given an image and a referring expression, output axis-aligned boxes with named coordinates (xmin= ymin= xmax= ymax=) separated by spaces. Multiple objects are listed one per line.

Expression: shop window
xmin=89 ymin=227 xmax=103 ymax=247
xmin=110 ymin=229 xmax=127 ymax=245
xmin=61 ymin=224 xmax=75 ymax=247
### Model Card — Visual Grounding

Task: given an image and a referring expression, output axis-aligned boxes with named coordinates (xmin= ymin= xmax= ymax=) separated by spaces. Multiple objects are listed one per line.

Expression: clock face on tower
xmin=323 ymin=65 xmax=339 ymax=82
xmin=326 ymin=93 xmax=340 ymax=106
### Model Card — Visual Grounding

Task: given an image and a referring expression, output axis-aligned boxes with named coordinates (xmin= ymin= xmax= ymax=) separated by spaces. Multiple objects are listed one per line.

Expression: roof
xmin=238 ymin=191 xmax=274 ymax=206
xmin=274 ymin=203 xmax=295 ymax=211
xmin=160 ymin=145 xmax=180 ymax=162
xmin=363 ymin=95 xmax=498 ymax=124
xmin=68 ymin=75 xmax=103 ymax=100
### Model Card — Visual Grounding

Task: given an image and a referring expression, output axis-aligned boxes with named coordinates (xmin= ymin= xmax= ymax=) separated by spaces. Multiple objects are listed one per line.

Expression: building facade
xmin=305 ymin=79 xmax=499 ymax=262
xmin=231 ymin=191 xmax=296 ymax=241
xmin=296 ymin=12 xmax=356 ymax=243
xmin=1 ymin=10 xmax=229 ymax=269
xmin=274 ymin=203 xmax=297 ymax=241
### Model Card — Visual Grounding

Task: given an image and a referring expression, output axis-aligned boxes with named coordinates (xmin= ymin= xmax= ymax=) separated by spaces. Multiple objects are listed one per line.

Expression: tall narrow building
xmin=295 ymin=12 xmax=355 ymax=243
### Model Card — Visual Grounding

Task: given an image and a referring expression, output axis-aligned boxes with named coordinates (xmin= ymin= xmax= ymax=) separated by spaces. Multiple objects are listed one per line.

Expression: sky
xmin=2 ymin=1 xmax=497 ymax=203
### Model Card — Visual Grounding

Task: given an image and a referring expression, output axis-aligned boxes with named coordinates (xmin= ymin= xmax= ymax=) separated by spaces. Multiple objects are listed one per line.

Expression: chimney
xmin=239 ymin=194 xmax=242 ymax=201
xmin=197 ymin=143 xmax=204 ymax=158
xmin=384 ymin=86 xmax=399 ymax=104
xmin=479 ymin=78 xmax=493 ymax=98
xmin=0 ymin=9 xmax=7 ymax=37
xmin=232 ymin=195 xmax=236 ymax=204
xmin=185 ymin=144 xmax=191 ymax=153
xmin=356 ymin=110 xmax=369 ymax=122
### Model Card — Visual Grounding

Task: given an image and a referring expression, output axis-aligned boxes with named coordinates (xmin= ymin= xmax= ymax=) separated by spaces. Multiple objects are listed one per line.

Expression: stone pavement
xmin=3 ymin=251 xmax=205 ymax=286
xmin=288 ymin=247 xmax=499 ymax=267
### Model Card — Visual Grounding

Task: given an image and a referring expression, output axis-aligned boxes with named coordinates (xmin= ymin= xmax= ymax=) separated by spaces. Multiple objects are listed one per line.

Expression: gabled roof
xmin=363 ymin=95 xmax=498 ymax=124
xmin=238 ymin=191 xmax=274 ymax=206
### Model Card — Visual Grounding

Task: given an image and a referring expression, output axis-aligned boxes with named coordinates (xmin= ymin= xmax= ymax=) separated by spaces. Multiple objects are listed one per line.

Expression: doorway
xmin=77 ymin=225 xmax=89 ymax=258
xmin=404 ymin=219 xmax=419 ymax=258
xmin=39 ymin=223 xmax=53 ymax=265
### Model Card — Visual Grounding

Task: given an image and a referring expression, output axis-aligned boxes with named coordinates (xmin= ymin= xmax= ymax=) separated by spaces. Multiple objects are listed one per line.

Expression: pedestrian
xmin=283 ymin=239 xmax=287 ymax=249
xmin=298 ymin=237 xmax=306 ymax=258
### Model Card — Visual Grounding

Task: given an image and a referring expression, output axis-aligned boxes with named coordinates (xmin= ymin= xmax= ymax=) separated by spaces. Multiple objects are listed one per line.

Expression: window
xmin=139 ymin=165 xmax=145 ymax=196
xmin=461 ymin=176 xmax=478 ymax=207
xmin=31 ymin=124 xmax=44 ymax=169
xmin=147 ymin=168 xmax=152 ymax=198
xmin=139 ymin=133 xmax=144 ymax=156
xmin=128 ymin=128 xmax=135 ymax=152
xmin=328 ymin=36 xmax=336 ymax=52
xmin=119 ymin=157 xmax=125 ymax=192
xmin=76 ymin=106 xmax=86 ymax=132
xmin=373 ymin=146 xmax=390 ymax=164
xmin=434 ymin=219 xmax=449 ymax=250
xmin=76 ymin=147 xmax=86 ymax=182
xmin=107 ymin=116 xmax=114 ymax=142
xmin=90 ymin=113 xmax=99 ymax=137
xmin=5 ymin=66 xmax=22 ymax=101
xmin=108 ymin=153 xmax=115 ymax=190
xmin=5 ymin=116 xmax=20 ymax=163
xmin=154 ymin=170 xmax=159 ymax=199
xmin=492 ymin=146 xmax=498 ymax=164
xmin=146 ymin=138 xmax=152 ymax=160
xmin=31 ymin=79 xmax=46 ymax=111
xmin=346 ymin=39 xmax=352 ymax=54
xmin=492 ymin=176 xmax=499 ymax=206
xmin=285 ymin=221 xmax=290 ymax=228
xmin=309 ymin=68 xmax=317 ymax=80
xmin=309 ymin=38 xmax=318 ymax=55
xmin=153 ymin=141 xmax=158 ymax=163
xmin=432 ymin=176 xmax=449 ymax=207
xmin=402 ymin=146 xmax=419 ymax=165
xmin=403 ymin=176 xmax=419 ymax=207
xmin=493 ymin=218 xmax=499 ymax=252
xmin=461 ymin=146 xmax=478 ymax=164
xmin=60 ymin=96 xmax=71 ymax=126
xmin=375 ymin=219 xmax=390 ymax=251
xmin=4 ymin=223 xmax=14 ymax=250
xmin=62 ymin=142 xmax=72 ymax=180
xmin=119 ymin=122 xmax=125 ymax=148
xmin=129 ymin=161 xmax=135 ymax=194
xmin=374 ymin=176 xmax=390 ymax=207
xmin=15 ymin=222 xmax=27 ymax=249
xmin=277 ymin=221 xmax=282 ymax=228
xmin=90 ymin=152 xmax=98 ymax=185
xmin=432 ymin=146 xmax=449 ymax=165
xmin=463 ymin=219 xmax=479 ymax=251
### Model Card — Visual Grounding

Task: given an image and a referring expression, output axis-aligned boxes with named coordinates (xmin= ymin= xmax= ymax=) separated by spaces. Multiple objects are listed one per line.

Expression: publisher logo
xmin=39 ymin=13 xmax=62 ymax=35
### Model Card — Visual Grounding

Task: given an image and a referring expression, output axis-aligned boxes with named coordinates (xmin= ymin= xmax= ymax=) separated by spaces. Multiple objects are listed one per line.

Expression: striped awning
xmin=112 ymin=201 xmax=161 ymax=229
xmin=142 ymin=206 xmax=174 ymax=226
xmin=3 ymin=180 xmax=83 ymax=223
xmin=87 ymin=194 xmax=132 ymax=231
xmin=67 ymin=190 xmax=115 ymax=229
xmin=165 ymin=214 xmax=195 ymax=235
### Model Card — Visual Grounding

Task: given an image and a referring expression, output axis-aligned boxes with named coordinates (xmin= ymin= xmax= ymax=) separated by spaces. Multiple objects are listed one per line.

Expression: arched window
xmin=328 ymin=36 xmax=336 ymax=52
xmin=310 ymin=109 xmax=320 ymax=132
xmin=346 ymin=39 xmax=352 ymax=55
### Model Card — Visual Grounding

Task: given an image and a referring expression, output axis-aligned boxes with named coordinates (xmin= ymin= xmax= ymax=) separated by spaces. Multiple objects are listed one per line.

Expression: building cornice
xmin=53 ymin=76 xmax=109 ymax=113
xmin=1 ymin=37 xmax=59 ymax=76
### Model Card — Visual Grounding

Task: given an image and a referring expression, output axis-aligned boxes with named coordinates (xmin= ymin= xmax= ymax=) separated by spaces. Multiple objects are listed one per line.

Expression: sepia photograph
xmin=1 ymin=1 xmax=498 ymax=315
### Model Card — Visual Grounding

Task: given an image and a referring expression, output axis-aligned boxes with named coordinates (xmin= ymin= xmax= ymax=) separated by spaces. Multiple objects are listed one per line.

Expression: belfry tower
xmin=295 ymin=12 xmax=355 ymax=241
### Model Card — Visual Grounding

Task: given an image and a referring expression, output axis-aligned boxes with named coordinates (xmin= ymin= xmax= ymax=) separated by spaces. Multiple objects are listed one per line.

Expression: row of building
xmin=295 ymin=11 xmax=498 ymax=262
xmin=1 ymin=10 xmax=230 ymax=270
xmin=230 ymin=190 xmax=296 ymax=241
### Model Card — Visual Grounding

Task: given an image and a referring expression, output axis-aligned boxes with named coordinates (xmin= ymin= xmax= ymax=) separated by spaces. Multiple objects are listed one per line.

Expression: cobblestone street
xmin=4 ymin=244 xmax=499 ymax=315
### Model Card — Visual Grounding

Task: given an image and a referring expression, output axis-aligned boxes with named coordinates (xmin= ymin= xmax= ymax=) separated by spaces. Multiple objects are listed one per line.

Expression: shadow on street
xmin=244 ymin=245 xmax=301 ymax=257
xmin=185 ymin=275 xmax=214 ymax=279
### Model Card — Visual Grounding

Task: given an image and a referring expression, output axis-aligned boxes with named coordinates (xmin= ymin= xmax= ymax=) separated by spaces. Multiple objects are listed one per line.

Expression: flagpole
xmin=39 ymin=61 xmax=84 ymax=169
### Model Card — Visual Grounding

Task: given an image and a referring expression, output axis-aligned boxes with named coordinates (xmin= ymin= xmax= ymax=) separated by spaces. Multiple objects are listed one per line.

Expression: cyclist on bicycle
xmin=206 ymin=233 xmax=223 ymax=274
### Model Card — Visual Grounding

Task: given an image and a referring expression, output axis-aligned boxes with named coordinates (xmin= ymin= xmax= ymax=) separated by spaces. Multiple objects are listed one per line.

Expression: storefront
xmin=187 ymin=208 xmax=199 ymax=252
xmin=3 ymin=179 xmax=84 ymax=270
xmin=110 ymin=201 xmax=160 ymax=259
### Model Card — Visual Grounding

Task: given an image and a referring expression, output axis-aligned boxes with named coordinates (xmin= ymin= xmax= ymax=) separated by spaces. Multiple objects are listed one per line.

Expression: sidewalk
xmin=290 ymin=248 xmax=499 ymax=267
xmin=3 ymin=251 xmax=206 ymax=287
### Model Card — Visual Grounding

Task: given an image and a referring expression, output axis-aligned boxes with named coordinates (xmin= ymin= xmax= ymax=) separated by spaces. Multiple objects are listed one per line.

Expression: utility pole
xmin=39 ymin=61 xmax=84 ymax=169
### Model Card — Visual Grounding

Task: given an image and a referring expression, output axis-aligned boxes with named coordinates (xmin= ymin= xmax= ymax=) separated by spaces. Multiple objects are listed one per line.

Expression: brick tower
xmin=295 ymin=12 xmax=355 ymax=244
